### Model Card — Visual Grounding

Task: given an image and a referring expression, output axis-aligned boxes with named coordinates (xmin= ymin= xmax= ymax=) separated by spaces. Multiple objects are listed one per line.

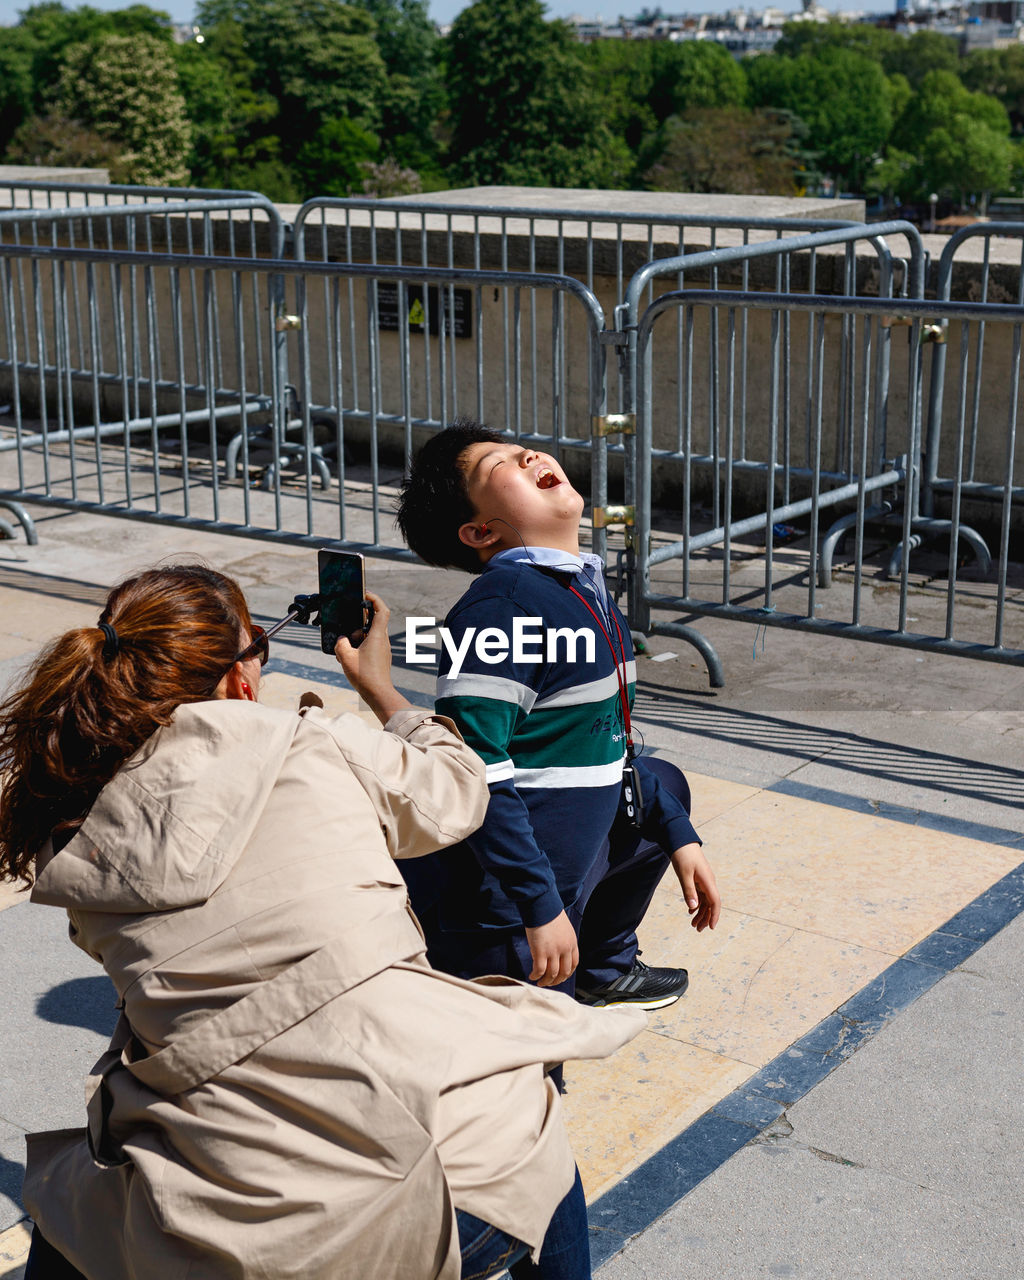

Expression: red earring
xmin=242 ymin=682 xmax=253 ymax=700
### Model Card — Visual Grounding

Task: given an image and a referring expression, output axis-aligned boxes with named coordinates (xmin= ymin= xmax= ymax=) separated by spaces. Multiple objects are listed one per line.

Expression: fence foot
xmin=260 ymin=448 xmax=332 ymax=491
xmin=647 ymin=621 xmax=725 ymax=689
xmin=819 ymin=503 xmax=893 ymax=588
xmin=224 ymin=429 xmax=247 ymax=481
xmin=0 ymin=499 xmax=38 ymax=545
xmin=886 ymin=517 xmax=992 ymax=580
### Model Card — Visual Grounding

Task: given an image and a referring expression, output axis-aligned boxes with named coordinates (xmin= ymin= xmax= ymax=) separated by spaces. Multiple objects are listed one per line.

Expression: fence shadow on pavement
xmin=633 ymin=683 xmax=1024 ymax=816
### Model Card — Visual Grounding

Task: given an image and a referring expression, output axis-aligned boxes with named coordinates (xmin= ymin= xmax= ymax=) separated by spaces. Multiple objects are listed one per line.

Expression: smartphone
xmin=318 ymin=549 xmax=369 ymax=654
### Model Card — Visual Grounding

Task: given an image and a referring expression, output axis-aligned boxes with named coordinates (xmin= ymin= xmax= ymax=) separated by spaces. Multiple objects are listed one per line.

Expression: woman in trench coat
xmin=0 ymin=564 xmax=644 ymax=1280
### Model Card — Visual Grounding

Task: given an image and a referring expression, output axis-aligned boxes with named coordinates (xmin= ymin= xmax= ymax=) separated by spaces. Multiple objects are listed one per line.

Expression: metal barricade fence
xmin=607 ymin=224 xmax=922 ymax=678
xmin=1 ymin=187 xmax=1019 ymax=685
xmin=292 ymin=199 xmax=882 ymax=439
xmin=292 ymin=200 xmax=917 ymax=568
xmin=0 ymin=190 xmax=284 ymax=258
xmin=0 ymin=238 xmax=605 ymax=557
xmin=0 ymin=202 xmax=289 ymax=540
xmin=630 ymin=289 xmax=1024 ymax=684
xmin=921 ymin=225 xmax=1024 ymax=577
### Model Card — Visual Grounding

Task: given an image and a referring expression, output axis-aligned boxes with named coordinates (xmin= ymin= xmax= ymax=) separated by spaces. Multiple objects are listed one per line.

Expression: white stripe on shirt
xmin=513 ymin=759 xmax=626 ymax=790
xmin=533 ymin=662 xmax=636 ymax=710
xmin=437 ymin=672 xmax=537 ymax=711
xmin=485 ymin=759 xmax=516 ymax=783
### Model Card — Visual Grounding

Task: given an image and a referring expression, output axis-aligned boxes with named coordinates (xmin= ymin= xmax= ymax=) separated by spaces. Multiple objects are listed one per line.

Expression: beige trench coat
xmin=24 ymin=699 xmax=645 ymax=1279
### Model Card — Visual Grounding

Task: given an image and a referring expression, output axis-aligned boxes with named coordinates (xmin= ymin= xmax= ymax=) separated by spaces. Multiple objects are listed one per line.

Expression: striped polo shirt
xmin=433 ymin=550 xmax=698 ymax=932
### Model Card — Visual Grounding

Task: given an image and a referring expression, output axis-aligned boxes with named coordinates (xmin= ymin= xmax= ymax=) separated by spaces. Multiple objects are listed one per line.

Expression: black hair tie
xmin=98 ymin=622 xmax=120 ymax=659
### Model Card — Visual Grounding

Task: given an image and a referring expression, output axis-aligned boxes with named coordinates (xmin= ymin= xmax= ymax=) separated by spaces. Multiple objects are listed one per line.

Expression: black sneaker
xmin=575 ymin=959 xmax=689 ymax=1010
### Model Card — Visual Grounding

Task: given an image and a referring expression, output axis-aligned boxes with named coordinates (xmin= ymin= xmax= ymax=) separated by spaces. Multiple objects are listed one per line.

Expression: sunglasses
xmin=233 ymin=624 xmax=270 ymax=668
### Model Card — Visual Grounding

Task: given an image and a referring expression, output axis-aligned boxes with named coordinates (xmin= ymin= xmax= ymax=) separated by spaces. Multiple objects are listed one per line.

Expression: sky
xmin=0 ymin=0 xmax=897 ymax=28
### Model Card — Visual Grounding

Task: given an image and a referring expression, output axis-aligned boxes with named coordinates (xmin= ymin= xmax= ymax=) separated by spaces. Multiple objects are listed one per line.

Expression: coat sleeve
xmin=305 ymin=706 xmax=489 ymax=859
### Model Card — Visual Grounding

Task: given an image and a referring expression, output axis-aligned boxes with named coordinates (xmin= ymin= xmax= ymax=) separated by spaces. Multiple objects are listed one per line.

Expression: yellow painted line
xmin=0 ymin=1221 xmax=30 ymax=1279
xmin=564 ymin=773 xmax=1021 ymax=1200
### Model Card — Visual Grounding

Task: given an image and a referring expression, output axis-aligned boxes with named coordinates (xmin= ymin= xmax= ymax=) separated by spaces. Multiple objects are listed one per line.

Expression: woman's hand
xmin=335 ymin=591 xmax=410 ymax=726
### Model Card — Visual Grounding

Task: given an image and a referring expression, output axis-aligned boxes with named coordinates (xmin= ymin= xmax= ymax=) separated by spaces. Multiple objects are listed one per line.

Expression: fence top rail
xmin=0 ymin=197 xmax=281 ymax=225
xmin=634 ymin=287 xmax=1024 ymax=347
xmin=292 ymin=195 xmax=865 ymax=245
xmin=935 ymin=221 xmax=1024 ymax=300
xmin=0 ymin=180 xmax=265 ymax=202
xmin=0 ymin=239 xmax=605 ymax=325
xmin=622 ymin=220 xmax=925 ymax=321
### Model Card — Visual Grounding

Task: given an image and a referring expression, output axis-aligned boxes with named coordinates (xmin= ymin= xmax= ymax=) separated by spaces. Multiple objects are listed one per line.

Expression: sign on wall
xmin=376 ymin=283 xmax=472 ymax=339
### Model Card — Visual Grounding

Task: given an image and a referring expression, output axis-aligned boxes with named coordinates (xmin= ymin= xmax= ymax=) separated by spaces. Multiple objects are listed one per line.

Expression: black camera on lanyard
xmin=622 ymin=758 xmax=646 ymax=828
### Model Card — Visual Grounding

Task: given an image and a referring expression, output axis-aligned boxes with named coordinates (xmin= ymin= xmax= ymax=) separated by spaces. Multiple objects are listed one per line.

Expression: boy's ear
xmin=458 ymin=519 xmax=499 ymax=552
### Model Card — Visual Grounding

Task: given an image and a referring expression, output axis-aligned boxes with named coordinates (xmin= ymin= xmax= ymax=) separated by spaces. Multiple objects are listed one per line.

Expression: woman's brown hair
xmin=0 ymin=564 xmax=253 ymax=885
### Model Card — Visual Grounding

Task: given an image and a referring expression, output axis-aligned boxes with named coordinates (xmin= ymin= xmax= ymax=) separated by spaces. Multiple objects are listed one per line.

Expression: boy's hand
xmin=671 ymin=843 xmax=721 ymax=932
xmin=525 ymin=910 xmax=579 ymax=987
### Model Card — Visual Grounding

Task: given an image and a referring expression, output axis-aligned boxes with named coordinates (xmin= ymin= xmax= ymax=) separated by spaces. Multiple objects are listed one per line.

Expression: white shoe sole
xmin=579 ymin=992 xmax=683 ymax=1011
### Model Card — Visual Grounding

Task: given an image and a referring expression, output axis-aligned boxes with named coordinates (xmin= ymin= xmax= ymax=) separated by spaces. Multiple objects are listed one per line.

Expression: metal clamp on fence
xmin=592 ymin=414 xmax=635 ymax=437
xmin=881 ymin=314 xmax=948 ymax=343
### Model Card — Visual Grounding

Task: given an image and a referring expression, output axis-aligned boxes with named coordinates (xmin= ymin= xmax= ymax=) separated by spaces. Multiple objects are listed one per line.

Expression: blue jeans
xmin=24 ymin=1227 xmax=85 ymax=1279
xmin=457 ymin=1166 xmax=591 ymax=1279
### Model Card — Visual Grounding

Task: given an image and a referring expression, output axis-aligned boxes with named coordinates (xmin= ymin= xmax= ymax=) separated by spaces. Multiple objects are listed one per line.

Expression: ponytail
xmin=0 ymin=565 xmax=252 ymax=884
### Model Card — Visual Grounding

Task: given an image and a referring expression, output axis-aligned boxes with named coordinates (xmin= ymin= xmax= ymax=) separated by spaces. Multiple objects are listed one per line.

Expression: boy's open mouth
xmin=536 ymin=468 xmax=560 ymax=490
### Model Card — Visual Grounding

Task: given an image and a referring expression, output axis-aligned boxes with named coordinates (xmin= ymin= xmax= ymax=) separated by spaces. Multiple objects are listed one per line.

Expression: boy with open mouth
xmin=396 ymin=419 xmax=719 ymax=1013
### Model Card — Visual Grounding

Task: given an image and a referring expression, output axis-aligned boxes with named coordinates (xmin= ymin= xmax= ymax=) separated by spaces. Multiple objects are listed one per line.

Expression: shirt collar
xmin=490 ymin=546 xmax=584 ymax=573
xmin=489 ymin=546 xmax=609 ymax=606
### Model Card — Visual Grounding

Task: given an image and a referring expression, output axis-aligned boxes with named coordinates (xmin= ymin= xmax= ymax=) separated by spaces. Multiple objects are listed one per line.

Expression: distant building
xmin=564 ymin=5 xmax=870 ymax=51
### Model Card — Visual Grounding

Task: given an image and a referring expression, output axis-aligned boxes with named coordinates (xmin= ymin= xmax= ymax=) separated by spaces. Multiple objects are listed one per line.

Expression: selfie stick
xmin=260 ymin=594 xmax=322 ymax=643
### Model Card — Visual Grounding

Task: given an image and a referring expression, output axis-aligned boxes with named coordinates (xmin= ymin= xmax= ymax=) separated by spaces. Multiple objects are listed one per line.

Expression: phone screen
xmin=318 ymin=550 xmax=366 ymax=654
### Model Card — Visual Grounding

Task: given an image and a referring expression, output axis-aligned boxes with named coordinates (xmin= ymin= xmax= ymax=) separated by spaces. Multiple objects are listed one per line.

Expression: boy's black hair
xmin=396 ymin=418 xmax=505 ymax=573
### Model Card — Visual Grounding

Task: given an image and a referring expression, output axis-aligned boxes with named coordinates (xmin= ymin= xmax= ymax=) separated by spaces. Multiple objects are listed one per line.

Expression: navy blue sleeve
xmin=630 ymin=756 xmax=701 ymax=851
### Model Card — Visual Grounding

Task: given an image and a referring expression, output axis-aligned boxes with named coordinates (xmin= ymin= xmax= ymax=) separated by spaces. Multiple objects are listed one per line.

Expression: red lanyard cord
xmin=568 ymin=584 xmax=633 ymax=753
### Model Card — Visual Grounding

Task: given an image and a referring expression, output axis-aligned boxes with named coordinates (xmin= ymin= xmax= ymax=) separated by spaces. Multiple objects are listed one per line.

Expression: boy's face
xmin=458 ymin=440 xmax=584 ymax=557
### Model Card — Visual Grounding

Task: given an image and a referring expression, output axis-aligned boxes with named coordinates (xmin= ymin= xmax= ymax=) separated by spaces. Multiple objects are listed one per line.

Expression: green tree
xmin=962 ymin=45 xmax=1024 ymax=134
xmin=195 ymin=0 xmax=388 ymax=146
xmin=774 ymin=16 xmax=898 ymax=62
xmin=295 ymin=117 xmax=380 ymax=197
xmin=644 ymin=107 xmax=800 ymax=196
xmin=580 ymin=39 xmax=657 ymax=157
xmin=884 ymin=29 xmax=959 ymax=88
xmin=773 ymin=20 xmax=958 ymax=87
xmin=865 ymin=145 xmax=916 ymax=205
xmin=445 ymin=0 xmax=629 ymax=188
xmin=350 ymin=0 xmax=444 ymax=174
xmin=923 ymin=115 xmax=1012 ymax=209
xmin=892 ymin=70 xmax=1013 ymax=208
xmin=55 ymin=32 xmax=191 ymax=184
xmin=647 ymin=39 xmax=748 ymax=121
xmin=174 ymin=20 xmax=278 ymax=187
xmin=0 ymin=4 xmax=175 ymax=155
xmin=6 ymin=111 xmax=123 ymax=172
xmin=0 ymin=29 xmax=35 ymax=154
xmin=746 ymin=44 xmax=892 ymax=190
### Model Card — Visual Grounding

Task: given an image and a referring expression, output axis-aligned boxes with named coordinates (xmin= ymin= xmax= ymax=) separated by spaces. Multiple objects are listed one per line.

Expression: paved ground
xmin=0 ymin=499 xmax=1021 ymax=1278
